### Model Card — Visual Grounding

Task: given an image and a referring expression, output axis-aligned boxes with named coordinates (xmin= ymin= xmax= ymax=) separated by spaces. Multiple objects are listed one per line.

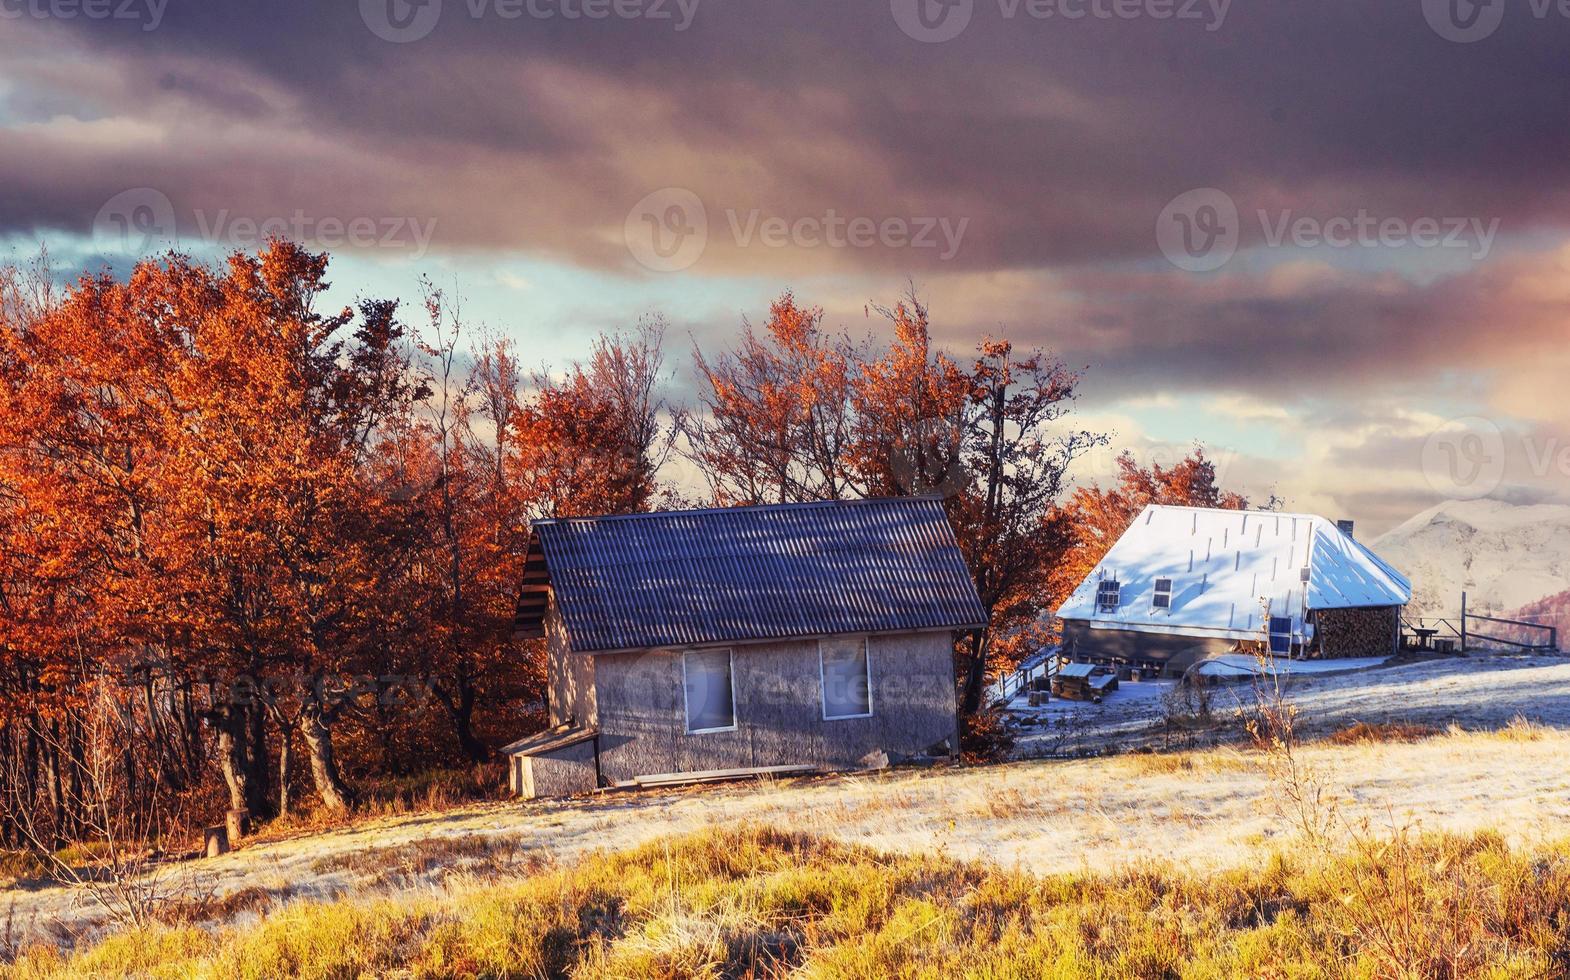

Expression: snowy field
xmin=6 ymin=652 xmax=1569 ymax=951
xmin=1011 ymin=652 xmax=1570 ymax=757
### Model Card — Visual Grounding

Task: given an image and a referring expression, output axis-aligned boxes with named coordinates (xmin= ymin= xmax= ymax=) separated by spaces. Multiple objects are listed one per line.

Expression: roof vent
xmin=1336 ymin=520 xmax=1355 ymax=538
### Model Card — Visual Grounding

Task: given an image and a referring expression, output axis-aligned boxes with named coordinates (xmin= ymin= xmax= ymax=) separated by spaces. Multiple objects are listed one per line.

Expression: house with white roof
xmin=1055 ymin=505 xmax=1412 ymax=675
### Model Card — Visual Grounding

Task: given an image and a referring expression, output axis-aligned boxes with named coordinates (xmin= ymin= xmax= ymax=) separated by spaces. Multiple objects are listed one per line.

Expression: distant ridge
xmin=1371 ymin=499 xmax=1570 ymax=617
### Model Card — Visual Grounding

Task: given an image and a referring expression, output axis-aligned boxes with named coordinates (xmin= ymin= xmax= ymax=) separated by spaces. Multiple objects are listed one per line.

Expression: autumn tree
xmin=517 ymin=318 xmax=679 ymax=518
xmin=393 ymin=284 xmax=531 ymax=764
xmin=175 ymin=244 xmax=427 ymax=813
xmin=948 ymin=338 xmax=1107 ymax=715
xmin=685 ymin=294 xmax=858 ymax=505
xmin=0 ymin=252 xmax=212 ymax=833
xmin=689 ymin=291 xmax=1107 ymax=719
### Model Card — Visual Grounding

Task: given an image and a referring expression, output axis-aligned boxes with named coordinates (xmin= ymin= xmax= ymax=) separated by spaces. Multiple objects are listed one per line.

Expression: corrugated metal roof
xmin=519 ymin=498 xmax=987 ymax=653
xmin=1056 ymin=505 xmax=1412 ymax=642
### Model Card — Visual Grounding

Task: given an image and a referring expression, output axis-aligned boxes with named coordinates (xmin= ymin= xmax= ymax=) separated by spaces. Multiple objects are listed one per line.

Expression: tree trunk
xmin=299 ymin=704 xmax=354 ymax=813
xmin=276 ymin=724 xmax=292 ymax=816
xmin=959 ymin=628 xmax=989 ymax=718
xmin=450 ymin=679 xmax=487 ymax=764
xmin=178 ymin=685 xmax=201 ymax=776
xmin=65 ymin=714 xmax=86 ymax=840
xmin=244 ymin=701 xmax=273 ymax=820
xmin=215 ymin=705 xmax=251 ymax=815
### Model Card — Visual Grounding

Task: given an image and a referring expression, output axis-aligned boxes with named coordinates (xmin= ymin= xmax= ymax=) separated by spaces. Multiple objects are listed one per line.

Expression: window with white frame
xmin=1152 ymin=577 xmax=1174 ymax=609
xmin=682 ymin=649 xmax=736 ymax=733
xmin=820 ymin=636 xmax=872 ymax=720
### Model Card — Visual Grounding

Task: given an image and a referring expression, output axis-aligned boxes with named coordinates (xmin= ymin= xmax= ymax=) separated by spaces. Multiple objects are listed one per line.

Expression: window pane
xmin=822 ymin=637 xmax=871 ymax=719
xmin=1268 ymin=617 xmax=1293 ymax=655
xmin=684 ymin=649 xmax=734 ymax=732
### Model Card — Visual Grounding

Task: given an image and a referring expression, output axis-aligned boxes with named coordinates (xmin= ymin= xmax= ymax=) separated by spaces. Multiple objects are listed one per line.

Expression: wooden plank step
xmin=627 ymin=764 xmax=821 ymax=788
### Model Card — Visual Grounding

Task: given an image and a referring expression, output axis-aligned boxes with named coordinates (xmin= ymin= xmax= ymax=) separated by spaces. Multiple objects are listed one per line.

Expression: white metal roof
xmin=1055 ymin=505 xmax=1412 ymax=642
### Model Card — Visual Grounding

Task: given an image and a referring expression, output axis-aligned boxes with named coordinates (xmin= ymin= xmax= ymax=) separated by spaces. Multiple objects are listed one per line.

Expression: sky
xmin=2 ymin=0 xmax=1568 ymax=536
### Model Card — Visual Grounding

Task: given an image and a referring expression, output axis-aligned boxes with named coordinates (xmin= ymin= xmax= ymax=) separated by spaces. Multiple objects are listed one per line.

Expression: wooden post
xmin=204 ymin=825 xmax=230 ymax=858
xmin=1460 ymin=592 xmax=1468 ymax=653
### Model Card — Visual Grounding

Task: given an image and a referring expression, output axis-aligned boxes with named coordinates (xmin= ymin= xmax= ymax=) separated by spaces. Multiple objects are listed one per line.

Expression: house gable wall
xmin=592 ymin=631 xmax=960 ymax=786
xmin=546 ymin=597 xmax=596 ymax=728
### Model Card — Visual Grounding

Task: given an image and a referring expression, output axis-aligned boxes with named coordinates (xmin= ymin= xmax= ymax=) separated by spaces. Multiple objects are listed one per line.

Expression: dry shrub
xmin=1327 ymin=721 xmax=1443 ymax=745
xmin=960 ymin=707 xmax=1014 ymax=763
xmin=152 ymin=887 xmax=278 ymax=928
xmin=248 ymin=766 xmax=504 ymax=846
xmin=0 ymin=851 xmax=48 ymax=887
xmin=1162 ymin=673 xmax=1217 ymax=728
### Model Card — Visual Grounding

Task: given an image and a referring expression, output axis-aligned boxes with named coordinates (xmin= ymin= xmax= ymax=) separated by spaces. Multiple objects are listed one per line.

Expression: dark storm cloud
xmin=898 ymin=242 xmax=1570 ymax=404
xmin=7 ymin=0 xmax=1570 ymax=420
xmin=8 ymin=0 xmax=1570 ymax=269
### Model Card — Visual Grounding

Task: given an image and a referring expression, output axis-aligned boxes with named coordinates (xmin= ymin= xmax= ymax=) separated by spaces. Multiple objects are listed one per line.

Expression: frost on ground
xmin=6 ymin=653 xmax=1569 ymax=952
xmin=1011 ymin=652 xmax=1570 ymax=757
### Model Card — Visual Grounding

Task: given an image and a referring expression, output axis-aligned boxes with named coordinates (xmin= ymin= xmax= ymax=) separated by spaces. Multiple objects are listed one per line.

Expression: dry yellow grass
xmin=1116 ymin=746 xmax=1252 ymax=776
xmin=8 ymin=726 xmax=1570 ymax=957
xmin=5 ymin=824 xmax=1568 ymax=979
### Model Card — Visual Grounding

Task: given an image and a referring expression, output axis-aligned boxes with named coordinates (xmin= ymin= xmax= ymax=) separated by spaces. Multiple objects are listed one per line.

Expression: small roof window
xmin=1095 ymin=578 xmax=1121 ymax=612
xmin=1152 ymin=577 xmax=1174 ymax=610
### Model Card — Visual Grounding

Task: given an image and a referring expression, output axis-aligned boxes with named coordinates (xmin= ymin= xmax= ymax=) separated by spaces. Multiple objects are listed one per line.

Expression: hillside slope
xmin=1370 ymin=498 xmax=1570 ymax=616
xmin=1501 ymin=588 xmax=1570 ymax=646
xmin=7 ymin=656 xmax=1569 ymax=956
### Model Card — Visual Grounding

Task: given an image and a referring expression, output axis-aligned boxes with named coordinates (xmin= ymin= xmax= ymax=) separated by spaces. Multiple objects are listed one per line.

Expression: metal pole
xmin=1460 ymin=591 xmax=1467 ymax=653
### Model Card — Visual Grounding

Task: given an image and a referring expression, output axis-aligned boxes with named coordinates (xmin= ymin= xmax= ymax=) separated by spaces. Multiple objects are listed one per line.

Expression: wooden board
xmin=627 ymin=763 xmax=821 ymax=788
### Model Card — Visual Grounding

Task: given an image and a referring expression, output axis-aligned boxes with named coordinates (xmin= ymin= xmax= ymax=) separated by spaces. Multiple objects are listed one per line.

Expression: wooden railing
xmin=992 ymin=646 xmax=1060 ymax=706
xmin=1403 ymin=593 xmax=1560 ymax=653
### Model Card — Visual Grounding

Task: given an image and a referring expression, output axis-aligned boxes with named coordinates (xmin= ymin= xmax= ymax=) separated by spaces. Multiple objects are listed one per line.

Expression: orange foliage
xmin=0 ymin=244 xmax=678 ymax=831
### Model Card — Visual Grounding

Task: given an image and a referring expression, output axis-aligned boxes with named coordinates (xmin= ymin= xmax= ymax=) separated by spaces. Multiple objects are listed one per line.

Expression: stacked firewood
xmin=1311 ymin=607 xmax=1398 ymax=659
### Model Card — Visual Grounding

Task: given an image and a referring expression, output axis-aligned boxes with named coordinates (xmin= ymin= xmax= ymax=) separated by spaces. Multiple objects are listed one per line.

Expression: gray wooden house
xmin=503 ymin=498 xmax=987 ymax=799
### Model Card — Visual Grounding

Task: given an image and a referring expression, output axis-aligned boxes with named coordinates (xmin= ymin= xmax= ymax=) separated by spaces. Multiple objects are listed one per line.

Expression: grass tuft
xmin=1327 ymin=721 xmax=1444 ymax=745
xmin=7 ymin=824 xmax=1569 ymax=978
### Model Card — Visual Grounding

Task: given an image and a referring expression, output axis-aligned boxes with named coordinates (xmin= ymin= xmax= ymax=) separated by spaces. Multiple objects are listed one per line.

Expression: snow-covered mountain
xmin=1370 ymin=499 xmax=1570 ymax=617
